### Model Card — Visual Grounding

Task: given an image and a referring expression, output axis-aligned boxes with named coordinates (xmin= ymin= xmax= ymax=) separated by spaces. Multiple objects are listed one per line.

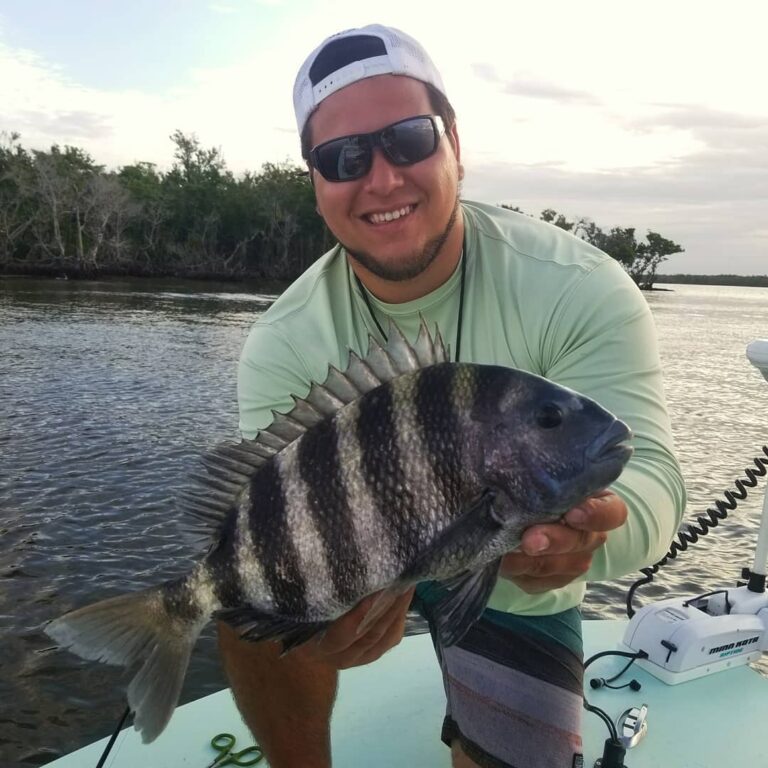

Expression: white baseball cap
xmin=293 ymin=24 xmax=448 ymax=135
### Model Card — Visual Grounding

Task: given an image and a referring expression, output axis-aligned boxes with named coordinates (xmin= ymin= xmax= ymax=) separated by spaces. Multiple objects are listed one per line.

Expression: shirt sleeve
xmin=541 ymin=258 xmax=687 ymax=582
xmin=237 ymin=322 xmax=315 ymax=440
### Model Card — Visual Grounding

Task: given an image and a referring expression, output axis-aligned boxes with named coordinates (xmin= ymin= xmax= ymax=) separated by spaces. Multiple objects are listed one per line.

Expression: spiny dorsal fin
xmin=297 ymin=316 xmax=445 ymax=417
xmin=181 ymin=317 xmax=447 ymax=542
xmin=384 ymin=321 xmax=420 ymax=373
xmin=266 ymin=411 xmax=307 ymax=442
xmin=344 ymin=351 xmax=380 ymax=393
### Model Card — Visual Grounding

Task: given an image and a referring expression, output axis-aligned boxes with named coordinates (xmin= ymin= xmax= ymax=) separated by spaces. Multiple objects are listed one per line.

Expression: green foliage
xmin=540 ymin=207 xmax=575 ymax=232
xmin=503 ymin=204 xmax=685 ymax=290
xmin=632 ymin=232 xmax=683 ymax=289
xmin=0 ymin=132 xmax=324 ymax=279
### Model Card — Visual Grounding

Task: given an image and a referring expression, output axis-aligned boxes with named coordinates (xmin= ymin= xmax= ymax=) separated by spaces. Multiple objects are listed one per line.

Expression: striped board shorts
xmin=414 ymin=584 xmax=584 ymax=768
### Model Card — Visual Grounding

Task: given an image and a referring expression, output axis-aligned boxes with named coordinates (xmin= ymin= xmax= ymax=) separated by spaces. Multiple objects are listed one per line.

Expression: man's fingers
xmin=315 ymin=587 xmax=414 ymax=661
xmin=563 ymin=490 xmax=628 ymax=532
xmin=336 ymin=595 xmax=410 ymax=669
xmin=355 ymin=588 xmax=413 ymax=644
xmin=517 ymin=491 xmax=626 ymax=557
xmin=520 ymin=525 xmax=606 ymax=557
xmin=314 ymin=593 xmax=376 ymax=655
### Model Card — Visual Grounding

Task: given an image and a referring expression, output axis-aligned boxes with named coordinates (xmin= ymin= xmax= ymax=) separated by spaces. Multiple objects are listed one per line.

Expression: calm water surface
xmin=1 ymin=277 xmax=767 ymax=766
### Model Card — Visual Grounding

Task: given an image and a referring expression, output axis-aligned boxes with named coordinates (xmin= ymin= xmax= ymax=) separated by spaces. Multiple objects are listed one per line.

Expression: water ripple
xmin=1 ymin=278 xmax=768 ymax=766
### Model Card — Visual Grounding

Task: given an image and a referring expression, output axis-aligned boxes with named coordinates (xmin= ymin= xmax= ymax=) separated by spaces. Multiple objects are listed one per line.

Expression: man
xmin=218 ymin=24 xmax=686 ymax=768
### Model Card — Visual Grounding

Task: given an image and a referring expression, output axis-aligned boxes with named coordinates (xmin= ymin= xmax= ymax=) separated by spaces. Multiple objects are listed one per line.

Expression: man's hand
xmin=500 ymin=490 xmax=628 ymax=593
xmin=302 ymin=587 xmax=415 ymax=670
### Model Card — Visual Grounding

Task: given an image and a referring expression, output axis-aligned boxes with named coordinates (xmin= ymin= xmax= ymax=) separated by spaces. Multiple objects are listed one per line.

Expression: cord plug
xmin=594 ymin=737 xmax=627 ymax=768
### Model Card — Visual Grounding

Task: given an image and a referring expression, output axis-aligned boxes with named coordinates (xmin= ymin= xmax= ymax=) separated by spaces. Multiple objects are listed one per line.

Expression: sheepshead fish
xmin=46 ymin=320 xmax=632 ymax=743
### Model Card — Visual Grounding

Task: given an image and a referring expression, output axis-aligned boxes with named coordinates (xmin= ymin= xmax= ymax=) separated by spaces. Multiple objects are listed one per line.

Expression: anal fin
xmin=216 ymin=606 xmax=329 ymax=654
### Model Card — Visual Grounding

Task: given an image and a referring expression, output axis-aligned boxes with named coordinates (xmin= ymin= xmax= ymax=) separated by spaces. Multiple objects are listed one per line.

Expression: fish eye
xmin=536 ymin=403 xmax=563 ymax=429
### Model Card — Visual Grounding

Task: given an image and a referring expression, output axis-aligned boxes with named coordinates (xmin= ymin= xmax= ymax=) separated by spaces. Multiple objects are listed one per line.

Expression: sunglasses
xmin=310 ymin=114 xmax=446 ymax=182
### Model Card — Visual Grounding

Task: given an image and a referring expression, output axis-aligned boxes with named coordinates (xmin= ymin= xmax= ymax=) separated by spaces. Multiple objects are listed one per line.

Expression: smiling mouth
xmin=365 ymin=204 xmax=416 ymax=225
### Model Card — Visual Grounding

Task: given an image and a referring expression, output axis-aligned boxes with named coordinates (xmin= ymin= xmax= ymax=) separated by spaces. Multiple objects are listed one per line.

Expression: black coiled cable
xmin=626 ymin=445 xmax=768 ymax=618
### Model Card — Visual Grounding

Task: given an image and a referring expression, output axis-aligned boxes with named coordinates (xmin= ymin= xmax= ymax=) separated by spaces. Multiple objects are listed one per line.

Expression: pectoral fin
xmin=430 ymin=559 xmax=502 ymax=647
xmin=400 ymin=489 xmax=502 ymax=584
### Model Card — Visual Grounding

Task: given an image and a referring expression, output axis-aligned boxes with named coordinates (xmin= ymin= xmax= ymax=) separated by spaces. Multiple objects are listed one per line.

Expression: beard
xmin=342 ymin=196 xmax=460 ymax=282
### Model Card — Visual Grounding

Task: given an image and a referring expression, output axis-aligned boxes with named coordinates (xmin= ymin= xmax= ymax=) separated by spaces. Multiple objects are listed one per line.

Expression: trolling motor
xmin=623 ymin=339 xmax=768 ymax=684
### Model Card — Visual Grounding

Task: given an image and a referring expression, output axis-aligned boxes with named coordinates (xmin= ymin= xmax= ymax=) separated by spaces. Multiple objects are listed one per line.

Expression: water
xmin=1 ymin=277 xmax=767 ymax=766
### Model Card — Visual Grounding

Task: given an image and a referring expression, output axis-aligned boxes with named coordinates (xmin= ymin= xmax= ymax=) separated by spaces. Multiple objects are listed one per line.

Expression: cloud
xmin=0 ymin=36 xmax=301 ymax=172
xmin=473 ymin=63 xmax=599 ymax=104
xmin=627 ymin=105 xmax=768 ymax=155
xmin=209 ymin=0 xmax=282 ymax=10
xmin=462 ymin=156 xmax=767 ymax=275
xmin=12 ymin=110 xmax=112 ymax=140
xmin=0 ymin=42 xmax=122 ymax=155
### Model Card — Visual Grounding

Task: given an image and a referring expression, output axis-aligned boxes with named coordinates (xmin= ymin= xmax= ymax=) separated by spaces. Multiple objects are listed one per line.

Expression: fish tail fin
xmin=46 ymin=575 xmax=210 ymax=743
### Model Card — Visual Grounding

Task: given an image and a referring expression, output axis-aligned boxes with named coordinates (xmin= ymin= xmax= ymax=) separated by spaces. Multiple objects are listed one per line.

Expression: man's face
xmin=308 ymin=75 xmax=462 ymax=286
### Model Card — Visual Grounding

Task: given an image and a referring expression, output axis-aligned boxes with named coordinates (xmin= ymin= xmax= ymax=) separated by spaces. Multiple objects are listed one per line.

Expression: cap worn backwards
xmin=293 ymin=23 xmax=447 ymax=135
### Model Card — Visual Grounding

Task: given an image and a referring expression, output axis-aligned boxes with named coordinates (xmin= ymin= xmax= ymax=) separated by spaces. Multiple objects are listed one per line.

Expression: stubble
xmin=342 ymin=196 xmax=461 ymax=282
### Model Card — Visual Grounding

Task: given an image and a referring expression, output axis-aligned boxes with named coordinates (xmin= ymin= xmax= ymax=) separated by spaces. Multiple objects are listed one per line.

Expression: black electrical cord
xmin=583 ymin=649 xmax=647 ymax=768
xmin=626 ymin=446 xmax=768 ymax=618
xmin=94 ymin=705 xmax=131 ymax=768
xmin=683 ymin=589 xmax=733 ymax=614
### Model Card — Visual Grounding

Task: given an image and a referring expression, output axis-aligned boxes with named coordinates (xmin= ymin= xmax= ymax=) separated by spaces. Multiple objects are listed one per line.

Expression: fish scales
xmin=243 ymin=461 xmax=309 ymax=617
xmin=276 ymin=445 xmax=339 ymax=616
xmin=355 ymin=379 xmax=422 ymax=572
xmin=388 ymin=369 xmax=454 ymax=552
xmin=385 ymin=365 xmax=479 ymax=559
xmin=192 ymin=513 xmax=245 ymax=609
xmin=333 ymin=398 xmax=402 ymax=593
xmin=45 ymin=320 xmax=634 ymax=744
xmin=293 ymin=418 xmax=364 ymax=613
xmin=413 ymin=364 xmax=475 ymax=532
xmin=232 ymin=486 xmax=276 ymax=612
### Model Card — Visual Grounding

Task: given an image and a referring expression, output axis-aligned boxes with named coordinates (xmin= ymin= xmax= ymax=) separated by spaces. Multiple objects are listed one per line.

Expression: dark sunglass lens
xmin=317 ymin=136 xmax=371 ymax=181
xmin=382 ymin=118 xmax=437 ymax=165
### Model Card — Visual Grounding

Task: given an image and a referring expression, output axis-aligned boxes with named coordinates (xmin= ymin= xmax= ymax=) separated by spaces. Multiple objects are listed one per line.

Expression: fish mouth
xmin=586 ymin=419 xmax=634 ymax=465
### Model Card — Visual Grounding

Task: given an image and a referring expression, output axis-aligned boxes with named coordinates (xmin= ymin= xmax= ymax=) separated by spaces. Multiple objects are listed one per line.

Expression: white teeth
xmin=368 ymin=205 xmax=413 ymax=224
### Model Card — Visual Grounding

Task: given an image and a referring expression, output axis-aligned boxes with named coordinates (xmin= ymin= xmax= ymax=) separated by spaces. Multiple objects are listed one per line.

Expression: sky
xmin=1 ymin=0 xmax=766 ymax=275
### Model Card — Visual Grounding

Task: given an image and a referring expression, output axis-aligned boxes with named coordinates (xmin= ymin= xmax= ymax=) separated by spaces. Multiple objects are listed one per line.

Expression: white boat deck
xmin=48 ymin=619 xmax=768 ymax=767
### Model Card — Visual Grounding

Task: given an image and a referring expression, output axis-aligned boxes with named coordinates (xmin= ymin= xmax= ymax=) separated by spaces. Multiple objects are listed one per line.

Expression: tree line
xmin=0 ymin=131 xmax=330 ymax=281
xmin=502 ymin=206 xmax=684 ymax=290
xmin=655 ymin=274 xmax=768 ymax=287
xmin=1 ymin=131 xmax=683 ymax=288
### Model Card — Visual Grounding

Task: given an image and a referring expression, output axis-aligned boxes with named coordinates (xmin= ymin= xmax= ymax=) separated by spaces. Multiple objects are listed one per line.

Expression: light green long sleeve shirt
xmin=238 ymin=200 xmax=686 ymax=616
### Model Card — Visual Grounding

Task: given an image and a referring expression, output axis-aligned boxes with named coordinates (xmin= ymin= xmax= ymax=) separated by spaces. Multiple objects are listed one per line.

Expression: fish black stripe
xmin=357 ymin=383 xmax=415 ymax=570
xmin=245 ymin=462 xmax=309 ymax=616
xmin=298 ymin=418 xmax=367 ymax=606
xmin=415 ymin=364 xmax=464 ymax=508
xmin=204 ymin=511 xmax=248 ymax=609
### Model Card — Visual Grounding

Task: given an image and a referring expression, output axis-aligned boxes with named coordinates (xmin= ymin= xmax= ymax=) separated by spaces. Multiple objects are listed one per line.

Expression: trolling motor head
xmin=621 ymin=338 xmax=768 ymax=685
xmin=746 ymin=339 xmax=768 ymax=383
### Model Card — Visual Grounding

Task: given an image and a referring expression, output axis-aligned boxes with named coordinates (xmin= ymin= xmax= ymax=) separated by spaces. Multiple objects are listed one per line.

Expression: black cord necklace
xmin=354 ymin=236 xmax=468 ymax=363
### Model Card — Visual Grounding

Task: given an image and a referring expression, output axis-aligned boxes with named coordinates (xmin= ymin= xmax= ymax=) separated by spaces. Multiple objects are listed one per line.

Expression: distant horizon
xmin=655 ymin=273 xmax=768 ymax=281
